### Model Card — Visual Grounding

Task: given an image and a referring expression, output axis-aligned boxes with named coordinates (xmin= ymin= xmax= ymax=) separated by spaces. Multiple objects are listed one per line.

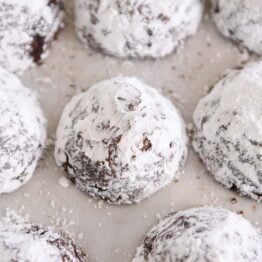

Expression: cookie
xmin=54 ymin=77 xmax=187 ymax=204
xmin=75 ymin=0 xmax=203 ymax=58
xmin=193 ymin=61 xmax=262 ymax=201
xmin=211 ymin=0 xmax=262 ymax=55
xmin=0 ymin=221 xmax=86 ymax=261
xmin=0 ymin=0 xmax=64 ymax=74
xmin=133 ymin=207 xmax=262 ymax=262
xmin=0 ymin=67 xmax=46 ymax=193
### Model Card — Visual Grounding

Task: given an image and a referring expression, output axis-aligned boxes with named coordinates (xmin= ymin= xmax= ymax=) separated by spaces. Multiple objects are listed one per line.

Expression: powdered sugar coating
xmin=211 ymin=0 xmax=262 ymax=55
xmin=0 ymin=221 xmax=86 ymax=261
xmin=193 ymin=61 xmax=262 ymax=200
xmin=54 ymin=77 xmax=187 ymax=204
xmin=0 ymin=0 xmax=64 ymax=74
xmin=133 ymin=207 xmax=262 ymax=262
xmin=75 ymin=0 xmax=203 ymax=58
xmin=0 ymin=67 xmax=46 ymax=193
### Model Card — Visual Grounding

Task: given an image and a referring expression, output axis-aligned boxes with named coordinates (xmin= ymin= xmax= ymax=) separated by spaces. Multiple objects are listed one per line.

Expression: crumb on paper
xmin=58 ymin=176 xmax=71 ymax=188
xmin=77 ymin=232 xmax=84 ymax=240
xmin=231 ymin=198 xmax=237 ymax=204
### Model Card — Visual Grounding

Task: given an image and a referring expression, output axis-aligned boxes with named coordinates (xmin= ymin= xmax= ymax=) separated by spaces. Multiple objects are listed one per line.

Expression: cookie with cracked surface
xmin=193 ymin=61 xmax=262 ymax=201
xmin=0 ymin=221 xmax=87 ymax=261
xmin=54 ymin=77 xmax=187 ymax=204
xmin=133 ymin=207 xmax=262 ymax=262
xmin=0 ymin=0 xmax=64 ymax=74
xmin=75 ymin=0 xmax=203 ymax=58
xmin=0 ymin=67 xmax=46 ymax=193
xmin=211 ymin=0 xmax=262 ymax=55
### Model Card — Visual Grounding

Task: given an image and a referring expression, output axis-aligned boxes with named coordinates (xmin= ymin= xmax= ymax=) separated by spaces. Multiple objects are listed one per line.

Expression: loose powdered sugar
xmin=0 ymin=67 xmax=46 ymax=193
xmin=193 ymin=61 xmax=262 ymax=201
xmin=211 ymin=0 xmax=262 ymax=55
xmin=54 ymin=77 xmax=187 ymax=204
xmin=58 ymin=176 xmax=72 ymax=189
xmin=75 ymin=0 xmax=203 ymax=58
xmin=133 ymin=207 xmax=262 ymax=262
xmin=0 ymin=0 xmax=64 ymax=74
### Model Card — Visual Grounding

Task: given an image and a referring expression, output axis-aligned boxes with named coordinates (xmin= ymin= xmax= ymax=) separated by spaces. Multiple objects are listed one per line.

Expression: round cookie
xmin=0 ymin=221 xmax=86 ymax=261
xmin=0 ymin=0 xmax=64 ymax=74
xmin=54 ymin=77 xmax=187 ymax=204
xmin=133 ymin=207 xmax=262 ymax=262
xmin=211 ymin=0 xmax=262 ymax=55
xmin=75 ymin=0 xmax=203 ymax=58
xmin=193 ymin=61 xmax=262 ymax=200
xmin=0 ymin=67 xmax=46 ymax=193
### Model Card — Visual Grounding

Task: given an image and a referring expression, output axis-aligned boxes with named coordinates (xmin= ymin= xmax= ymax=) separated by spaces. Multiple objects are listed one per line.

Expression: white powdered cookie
xmin=211 ymin=0 xmax=262 ymax=55
xmin=0 ymin=221 xmax=86 ymax=261
xmin=193 ymin=61 xmax=262 ymax=201
xmin=75 ymin=0 xmax=203 ymax=58
xmin=0 ymin=0 xmax=64 ymax=74
xmin=0 ymin=67 xmax=46 ymax=193
xmin=55 ymin=77 xmax=187 ymax=204
xmin=133 ymin=207 xmax=262 ymax=262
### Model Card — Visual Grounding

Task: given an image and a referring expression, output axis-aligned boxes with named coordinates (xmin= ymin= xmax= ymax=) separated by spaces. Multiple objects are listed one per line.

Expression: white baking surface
xmin=0 ymin=1 xmax=261 ymax=261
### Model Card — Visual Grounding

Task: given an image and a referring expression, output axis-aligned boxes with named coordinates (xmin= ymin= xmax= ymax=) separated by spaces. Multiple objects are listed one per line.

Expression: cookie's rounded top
xmin=0 ymin=221 xmax=86 ymax=262
xmin=75 ymin=0 xmax=203 ymax=58
xmin=55 ymin=77 xmax=187 ymax=204
xmin=0 ymin=0 xmax=63 ymax=74
xmin=211 ymin=0 xmax=262 ymax=55
xmin=0 ymin=67 xmax=46 ymax=193
xmin=193 ymin=61 xmax=262 ymax=200
xmin=2 ymin=0 xmax=59 ymax=9
xmin=133 ymin=207 xmax=262 ymax=262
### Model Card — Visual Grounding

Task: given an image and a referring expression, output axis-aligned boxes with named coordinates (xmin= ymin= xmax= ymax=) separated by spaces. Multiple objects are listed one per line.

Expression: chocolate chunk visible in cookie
xmin=0 ymin=67 xmax=46 ymax=193
xmin=0 ymin=221 xmax=87 ymax=261
xmin=0 ymin=0 xmax=64 ymax=74
xmin=211 ymin=0 xmax=262 ymax=55
xmin=133 ymin=207 xmax=262 ymax=262
xmin=54 ymin=77 xmax=187 ymax=204
xmin=193 ymin=61 xmax=262 ymax=201
xmin=75 ymin=0 xmax=203 ymax=58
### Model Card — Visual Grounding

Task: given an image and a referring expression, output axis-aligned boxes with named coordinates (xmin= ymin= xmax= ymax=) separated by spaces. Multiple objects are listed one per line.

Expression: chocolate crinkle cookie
xmin=75 ymin=0 xmax=203 ymax=58
xmin=133 ymin=207 xmax=262 ymax=262
xmin=0 ymin=67 xmax=46 ymax=193
xmin=0 ymin=0 xmax=64 ymax=74
xmin=211 ymin=0 xmax=262 ymax=55
xmin=0 ymin=221 xmax=87 ymax=261
xmin=54 ymin=77 xmax=187 ymax=204
xmin=193 ymin=61 xmax=262 ymax=201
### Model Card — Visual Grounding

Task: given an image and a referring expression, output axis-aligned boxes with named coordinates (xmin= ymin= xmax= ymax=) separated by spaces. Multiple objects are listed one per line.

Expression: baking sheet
xmin=0 ymin=1 xmax=261 ymax=261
